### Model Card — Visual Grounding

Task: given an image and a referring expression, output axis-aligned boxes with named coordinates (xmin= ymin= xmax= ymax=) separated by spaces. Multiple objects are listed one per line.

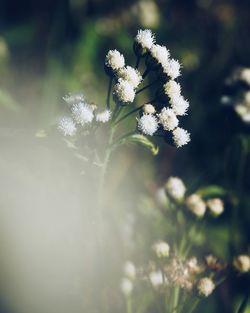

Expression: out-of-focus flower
xmin=143 ymin=103 xmax=156 ymax=114
xmin=165 ymin=258 xmax=193 ymax=290
xmin=172 ymin=127 xmax=191 ymax=148
xmin=57 ymin=117 xmax=77 ymax=136
xmin=152 ymin=241 xmax=170 ymax=258
xmin=205 ymin=255 xmax=227 ymax=271
xmin=114 ymin=79 xmax=135 ymax=103
xmin=105 ymin=50 xmax=125 ymax=71
xmin=149 ymin=270 xmax=165 ymax=287
xmin=118 ymin=66 xmax=142 ymax=89
xmin=197 ymin=277 xmax=215 ymax=297
xmin=165 ymin=177 xmax=186 ymax=201
xmin=96 ymin=109 xmax=112 ymax=123
xmin=240 ymin=68 xmax=250 ymax=85
xmin=71 ymin=102 xmax=94 ymax=126
xmin=120 ymin=278 xmax=133 ymax=295
xmin=207 ymin=198 xmax=224 ymax=217
xmin=63 ymin=93 xmax=84 ymax=105
xmin=133 ymin=0 xmax=160 ymax=28
xmin=155 ymin=187 xmax=168 ymax=206
xmin=187 ymin=257 xmax=204 ymax=274
xmin=138 ymin=114 xmax=158 ymax=136
xmin=186 ymin=194 xmax=206 ymax=218
xmin=124 ymin=261 xmax=136 ymax=280
xmin=135 ymin=29 xmax=155 ymax=50
xmin=158 ymin=108 xmax=179 ymax=131
xmin=233 ymin=255 xmax=250 ymax=273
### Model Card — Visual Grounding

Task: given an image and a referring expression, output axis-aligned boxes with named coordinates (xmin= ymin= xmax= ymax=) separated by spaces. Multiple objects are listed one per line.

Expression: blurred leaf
xmin=237 ymin=294 xmax=249 ymax=313
xmin=0 ymin=89 xmax=20 ymax=112
xmin=124 ymin=134 xmax=159 ymax=156
xmin=196 ymin=185 xmax=227 ymax=198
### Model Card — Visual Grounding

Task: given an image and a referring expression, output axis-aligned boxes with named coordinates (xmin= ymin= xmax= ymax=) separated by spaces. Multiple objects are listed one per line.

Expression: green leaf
xmin=237 ymin=294 xmax=249 ymax=313
xmin=196 ymin=185 xmax=227 ymax=198
xmin=121 ymin=134 xmax=159 ymax=156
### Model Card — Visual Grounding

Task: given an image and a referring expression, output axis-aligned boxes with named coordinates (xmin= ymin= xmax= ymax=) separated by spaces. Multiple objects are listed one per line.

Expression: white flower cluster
xmin=165 ymin=177 xmax=224 ymax=218
xmin=135 ymin=30 xmax=190 ymax=147
xmin=152 ymin=240 xmax=170 ymax=258
xmin=57 ymin=94 xmax=112 ymax=136
xmin=233 ymin=255 xmax=250 ymax=273
xmin=234 ymin=91 xmax=250 ymax=123
xmin=120 ymin=261 xmax=136 ymax=296
xmin=197 ymin=277 xmax=215 ymax=297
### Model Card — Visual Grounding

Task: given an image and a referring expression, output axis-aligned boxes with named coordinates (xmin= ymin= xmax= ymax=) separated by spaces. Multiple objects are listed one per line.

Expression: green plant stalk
xmin=115 ymin=105 xmax=143 ymax=125
xmin=126 ymin=295 xmax=132 ymax=313
xmin=106 ymin=77 xmax=113 ymax=109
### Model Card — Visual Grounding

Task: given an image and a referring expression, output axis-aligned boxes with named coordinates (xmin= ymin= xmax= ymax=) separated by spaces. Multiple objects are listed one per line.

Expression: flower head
xmin=96 ymin=109 xmax=112 ymax=123
xmin=158 ymin=107 xmax=179 ymax=131
xmin=164 ymin=80 xmax=181 ymax=98
xmin=149 ymin=271 xmax=165 ymax=287
xmin=118 ymin=66 xmax=142 ymax=89
xmin=135 ymin=29 xmax=155 ymax=50
xmin=57 ymin=117 xmax=77 ymax=136
xmin=138 ymin=114 xmax=158 ymax=136
xmin=165 ymin=176 xmax=186 ymax=201
xmin=124 ymin=261 xmax=136 ymax=280
xmin=143 ymin=103 xmax=156 ymax=114
xmin=233 ymin=255 xmax=250 ymax=273
xmin=240 ymin=68 xmax=250 ymax=85
xmin=172 ymin=127 xmax=191 ymax=148
xmin=207 ymin=198 xmax=224 ymax=217
xmin=152 ymin=241 xmax=170 ymax=258
xmin=170 ymin=95 xmax=189 ymax=116
xmin=105 ymin=49 xmax=125 ymax=71
xmin=114 ymin=79 xmax=135 ymax=103
xmin=71 ymin=102 xmax=94 ymax=126
xmin=163 ymin=59 xmax=181 ymax=79
xmin=197 ymin=277 xmax=215 ymax=297
xmin=150 ymin=44 xmax=170 ymax=67
xmin=120 ymin=278 xmax=133 ymax=296
xmin=186 ymin=194 xmax=206 ymax=218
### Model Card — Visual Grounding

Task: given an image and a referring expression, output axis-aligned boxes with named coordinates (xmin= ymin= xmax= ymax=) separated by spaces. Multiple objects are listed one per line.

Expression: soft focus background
xmin=0 ymin=0 xmax=250 ymax=313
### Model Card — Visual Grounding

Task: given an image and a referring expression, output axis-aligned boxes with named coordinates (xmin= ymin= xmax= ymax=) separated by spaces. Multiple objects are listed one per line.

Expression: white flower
xmin=118 ymin=66 xmax=142 ymax=88
xmin=233 ymin=255 xmax=250 ymax=273
xmin=150 ymin=44 xmax=170 ymax=67
xmin=155 ymin=187 xmax=168 ymax=206
xmin=186 ymin=194 xmax=206 ymax=218
xmin=172 ymin=127 xmax=190 ymax=148
xmin=105 ymin=49 xmax=125 ymax=71
xmin=114 ymin=79 xmax=135 ymax=103
xmin=71 ymin=102 xmax=94 ymax=126
xmin=235 ymin=103 xmax=250 ymax=123
xmin=164 ymin=80 xmax=181 ymax=98
xmin=143 ymin=103 xmax=156 ymax=114
xmin=138 ymin=114 xmax=158 ymax=136
xmin=170 ymin=95 xmax=189 ymax=116
xmin=240 ymin=68 xmax=250 ymax=85
xmin=158 ymin=107 xmax=179 ymax=131
xmin=63 ymin=93 xmax=84 ymax=105
xmin=124 ymin=261 xmax=136 ymax=280
xmin=57 ymin=117 xmax=76 ymax=136
xmin=120 ymin=278 xmax=133 ymax=296
xmin=96 ymin=109 xmax=112 ymax=123
xmin=207 ymin=198 xmax=224 ymax=217
xmin=149 ymin=271 xmax=165 ymax=287
xmin=165 ymin=176 xmax=186 ymax=201
xmin=152 ymin=241 xmax=170 ymax=258
xmin=163 ymin=59 xmax=181 ymax=79
xmin=197 ymin=277 xmax=215 ymax=297
xmin=135 ymin=29 xmax=155 ymax=50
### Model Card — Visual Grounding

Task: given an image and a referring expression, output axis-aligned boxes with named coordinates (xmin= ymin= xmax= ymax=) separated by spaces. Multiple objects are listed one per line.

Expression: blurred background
xmin=0 ymin=0 xmax=250 ymax=312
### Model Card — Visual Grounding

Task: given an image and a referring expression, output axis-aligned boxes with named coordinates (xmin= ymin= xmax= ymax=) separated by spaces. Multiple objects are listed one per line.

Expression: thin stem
xmin=106 ymin=77 xmax=113 ymax=109
xmin=136 ymin=79 xmax=158 ymax=95
xmin=142 ymin=68 xmax=150 ymax=79
xmin=172 ymin=287 xmax=180 ymax=313
xmin=135 ymin=56 xmax=140 ymax=69
xmin=115 ymin=105 xmax=144 ymax=125
xmin=111 ymin=130 xmax=136 ymax=148
xmin=126 ymin=295 xmax=132 ymax=313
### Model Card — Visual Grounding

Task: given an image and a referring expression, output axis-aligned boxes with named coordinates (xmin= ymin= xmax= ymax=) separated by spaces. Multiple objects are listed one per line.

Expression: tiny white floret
xmin=135 ymin=29 xmax=155 ymax=50
xmin=57 ymin=117 xmax=76 ymax=136
xmin=96 ymin=109 xmax=112 ymax=123
xmin=105 ymin=49 xmax=125 ymax=71
xmin=71 ymin=102 xmax=94 ymax=126
xmin=170 ymin=95 xmax=189 ymax=116
xmin=172 ymin=127 xmax=190 ymax=148
xmin=114 ymin=79 xmax=135 ymax=103
xmin=197 ymin=277 xmax=215 ymax=297
xmin=158 ymin=107 xmax=179 ymax=131
xmin=207 ymin=198 xmax=224 ymax=217
xmin=164 ymin=80 xmax=181 ymax=98
xmin=163 ymin=59 xmax=181 ymax=79
xmin=150 ymin=44 xmax=170 ymax=67
xmin=118 ymin=66 xmax=142 ymax=89
xmin=165 ymin=176 xmax=186 ymax=201
xmin=138 ymin=114 xmax=158 ymax=136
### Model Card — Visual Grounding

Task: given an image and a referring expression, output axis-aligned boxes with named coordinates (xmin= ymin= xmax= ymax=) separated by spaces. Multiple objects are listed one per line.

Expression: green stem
xmin=142 ymin=68 xmax=150 ymax=79
xmin=106 ymin=77 xmax=113 ymax=109
xmin=172 ymin=287 xmax=180 ymax=313
xmin=136 ymin=79 xmax=158 ymax=95
xmin=135 ymin=56 xmax=140 ymax=69
xmin=115 ymin=105 xmax=143 ymax=125
xmin=126 ymin=295 xmax=132 ymax=313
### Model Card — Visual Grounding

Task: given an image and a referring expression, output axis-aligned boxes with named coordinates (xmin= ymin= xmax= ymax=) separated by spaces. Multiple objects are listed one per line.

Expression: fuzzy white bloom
xmin=163 ymin=59 xmax=181 ymax=79
xmin=105 ymin=49 xmax=125 ymax=71
xmin=235 ymin=103 xmax=250 ymax=123
xmin=135 ymin=29 xmax=155 ymax=50
xmin=138 ymin=114 xmax=158 ymax=136
xmin=197 ymin=277 xmax=215 ymax=297
xmin=155 ymin=187 xmax=168 ymax=206
xmin=114 ymin=79 xmax=135 ymax=103
xmin=164 ymin=80 xmax=181 ymax=98
xmin=150 ymin=44 xmax=170 ymax=67
xmin=120 ymin=278 xmax=133 ymax=296
xmin=63 ymin=93 xmax=84 ymax=105
xmin=96 ymin=109 xmax=112 ymax=123
xmin=71 ymin=102 xmax=94 ymax=126
xmin=244 ymin=91 xmax=250 ymax=104
xmin=118 ymin=66 xmax=142 ymax=88
xmin=240 ymin=68 xmax=250 ymax=85
xmin=143 ymin=103 xmax=156 ymax=114
xmin=165 ymin=177 xmax=186 ymax=201
xmin=152 ymin=241 xmax=170 ymax=258
xmin=186 ymin=194 xmax=206 ymax=218
xmin=172 ymin=127 xmax=191 ymax=148
xmin=233 ymin=255 xmax=250 ymax=273
xmin=124 ymin=261 xmax=136 ymax=280
xmin=149 ymin=271 xmax=165 ymax=287
xmin=170 ymin=95 xmax=189 ymax=116
xmin=158 ymin=107 xmax=179 ymax=131
xmin=57 ymin=117 xmax=76 ymax=136
xmin=207 ymin=198 xmax=224 ymax=217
